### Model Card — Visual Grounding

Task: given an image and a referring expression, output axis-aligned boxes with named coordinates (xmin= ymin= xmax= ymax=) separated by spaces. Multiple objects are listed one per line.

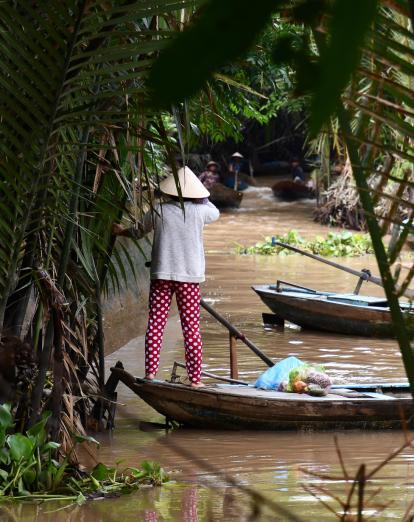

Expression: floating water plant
xmin=236 ymin=230 xmax=373 ymax=257
xmin=0 ymin=404 xmax=168 ymax=503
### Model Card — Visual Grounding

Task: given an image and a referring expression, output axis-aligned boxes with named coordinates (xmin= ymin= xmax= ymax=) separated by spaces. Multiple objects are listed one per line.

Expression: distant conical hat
xmin=231 ymin=152 xmax=244 ymax=159
xmin=206 ymin=160 xmax=219 ymax=168
xmin=159 ymin=166 xmax=210 ymax=198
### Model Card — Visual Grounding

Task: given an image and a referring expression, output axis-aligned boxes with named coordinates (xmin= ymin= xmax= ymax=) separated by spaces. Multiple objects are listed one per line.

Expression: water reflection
xmin=11 ymin=428 xmax=414 ymax=520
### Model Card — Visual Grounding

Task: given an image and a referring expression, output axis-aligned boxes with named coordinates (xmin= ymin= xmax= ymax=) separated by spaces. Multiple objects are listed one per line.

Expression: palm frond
xmin=1 ymin=0 xmax=201 ymax=437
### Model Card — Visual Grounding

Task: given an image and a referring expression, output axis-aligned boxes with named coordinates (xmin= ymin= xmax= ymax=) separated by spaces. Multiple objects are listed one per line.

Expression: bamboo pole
xmin=200 ymin=298 xmax=273 ymax=367
xmin=229 ymin=333 xmax=239 ymax=380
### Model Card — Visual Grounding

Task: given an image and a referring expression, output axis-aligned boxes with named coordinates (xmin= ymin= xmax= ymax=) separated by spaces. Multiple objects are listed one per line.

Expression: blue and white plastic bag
xmin=255 ymin=356 xmax=303 ymax=390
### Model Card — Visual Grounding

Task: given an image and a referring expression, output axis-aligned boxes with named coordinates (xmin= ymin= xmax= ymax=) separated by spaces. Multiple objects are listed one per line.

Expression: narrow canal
xmin=14 ymin=179 xmax=414 ymax=521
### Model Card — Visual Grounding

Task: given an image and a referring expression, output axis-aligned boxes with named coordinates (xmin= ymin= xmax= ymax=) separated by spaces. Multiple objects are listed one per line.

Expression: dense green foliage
xmin=150 ymin=0 xmax=378 ymax=137
xmin=0 ymin=404 xmax=168 ymax=502
xmin=149 ymin=0 xmax=280 ymax=107
xmin=188 ymin=22 xmax=305 ymax=143
xmin=236 ymin=230 xmax=373 ymax=257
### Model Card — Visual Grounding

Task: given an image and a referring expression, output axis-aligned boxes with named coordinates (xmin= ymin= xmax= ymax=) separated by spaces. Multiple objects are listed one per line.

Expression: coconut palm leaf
xmin=0 ymin=0 xmax=200 ymax=328
xmin=1 ymin=0 xmax=204 ymax=437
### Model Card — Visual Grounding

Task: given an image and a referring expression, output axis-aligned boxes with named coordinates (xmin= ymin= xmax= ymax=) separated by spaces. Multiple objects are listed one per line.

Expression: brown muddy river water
xmin=11 ymin=182 xmax=414 ymax=521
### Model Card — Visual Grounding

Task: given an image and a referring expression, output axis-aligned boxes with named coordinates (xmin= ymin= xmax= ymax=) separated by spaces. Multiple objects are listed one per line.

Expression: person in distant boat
xmin=290 ymin=157 xmax=306 ymax=184
xmin=112 ymin=167 xmax=220 ymax=388
xmin=224 ymin=152 xmax=248 ymax=190
xmin=198 ymin=160 xmax=220 ymax=189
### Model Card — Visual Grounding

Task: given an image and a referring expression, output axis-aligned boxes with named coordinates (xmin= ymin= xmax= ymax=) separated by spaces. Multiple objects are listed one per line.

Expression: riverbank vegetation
xmin=236 ymin=230 xmax=373 ymax=257
xmin=0 ymin=403 xmax=168 ymax=503
xmin=0 ymin=0 xmax=208 ymax=499
xmin=1 ymin=0 xmax=218 ymax=456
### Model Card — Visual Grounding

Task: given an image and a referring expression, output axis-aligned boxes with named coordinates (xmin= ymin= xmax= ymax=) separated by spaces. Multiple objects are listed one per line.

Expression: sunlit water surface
xmin=10 ymin=181 xmax=414 ymax=521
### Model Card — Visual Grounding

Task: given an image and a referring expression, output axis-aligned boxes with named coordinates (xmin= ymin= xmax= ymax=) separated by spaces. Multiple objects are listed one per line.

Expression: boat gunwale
xmin=111 ymin=368 xmax=414 ymax=430
xmin=127 ymin=375 xmax=412 ymax=406
xmin=252 ymin=285 xmax=413 ymax=313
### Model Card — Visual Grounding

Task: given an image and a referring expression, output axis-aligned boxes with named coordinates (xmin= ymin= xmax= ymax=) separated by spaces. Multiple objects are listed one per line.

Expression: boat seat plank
xmin=259 ymin=286 xmax=411 ymax=308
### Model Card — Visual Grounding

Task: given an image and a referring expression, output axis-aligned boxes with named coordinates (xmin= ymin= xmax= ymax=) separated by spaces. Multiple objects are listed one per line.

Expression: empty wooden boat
xmin=253 ymin=281 xmax=414 ymax=337
xmin=111 ymin=367 xmax=413 ymax=430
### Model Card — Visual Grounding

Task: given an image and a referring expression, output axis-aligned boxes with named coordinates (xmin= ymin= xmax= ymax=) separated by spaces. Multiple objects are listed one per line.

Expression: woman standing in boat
xmin=113 ymin=167 xmax=219 ymax=387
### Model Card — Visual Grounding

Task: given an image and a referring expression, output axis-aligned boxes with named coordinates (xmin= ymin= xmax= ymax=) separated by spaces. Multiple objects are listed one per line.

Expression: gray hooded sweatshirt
xmin=141 ymin=200 xmax=220 ymax=283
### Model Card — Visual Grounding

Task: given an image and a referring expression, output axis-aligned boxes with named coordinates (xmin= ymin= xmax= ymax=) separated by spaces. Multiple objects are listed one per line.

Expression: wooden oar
xmin=200 ymin=298 xmax=274 ymax=367
xmin=273 ymin=240 xmax=414 ymax=299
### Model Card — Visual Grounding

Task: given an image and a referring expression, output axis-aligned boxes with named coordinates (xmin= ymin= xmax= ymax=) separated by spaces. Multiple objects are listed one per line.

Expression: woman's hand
xmin=112 ymin=223 xmax=144 ymax=239
xmin=112 ymin=223 xmax=126 ymax=236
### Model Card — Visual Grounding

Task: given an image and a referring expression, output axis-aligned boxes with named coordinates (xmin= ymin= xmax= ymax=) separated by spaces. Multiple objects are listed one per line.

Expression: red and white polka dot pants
xmin=145 ymin=279 xmax=203 ymax=384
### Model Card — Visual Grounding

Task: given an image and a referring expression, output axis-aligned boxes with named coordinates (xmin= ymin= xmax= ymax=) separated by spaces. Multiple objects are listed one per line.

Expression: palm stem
xmin=29 ymin=124 xmax=89 ymax=426
xmin=338 ymin=103 xmax=414 ymax=398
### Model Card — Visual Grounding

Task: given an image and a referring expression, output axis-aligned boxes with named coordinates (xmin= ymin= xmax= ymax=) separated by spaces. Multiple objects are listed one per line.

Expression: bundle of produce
xmin=279 ymin=363 xmax=332 ymax=396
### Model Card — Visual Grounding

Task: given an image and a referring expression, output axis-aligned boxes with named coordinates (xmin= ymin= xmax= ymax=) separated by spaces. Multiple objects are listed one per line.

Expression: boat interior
xmin=138 ymin=377 xmax=412 ymax=401
xmin=265 ymin=281 xmax=412 ymax=309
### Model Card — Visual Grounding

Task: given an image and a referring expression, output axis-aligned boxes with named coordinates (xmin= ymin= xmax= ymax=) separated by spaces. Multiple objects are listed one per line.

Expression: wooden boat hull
xmin=113 ymin=369 xmax=414 ymax=431
xmin=272 ymin=180 xmax=314 ymax=201
xmin=253 ymin=285 xmax=414 ymax=337
xmin=209 ymin=183 xmax=243 ymax=209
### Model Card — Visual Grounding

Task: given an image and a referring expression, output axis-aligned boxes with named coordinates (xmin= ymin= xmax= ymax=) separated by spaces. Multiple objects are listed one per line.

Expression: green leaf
xmin=0 ymin=448 xmax=10 ymax=466
xmin=18 ymin=477 xmax=26 ymax=495
xmin=7 ymin=434 xmax=34 ymax=462
xmin=89 ymin=475 xmax=101 ymax=491
xmin=42 ymin=442 xmax=60 ymax=452
xmin=149 ymin=0 xmax=279 ymax=107
xmin=23 ymin=468 xmax=36 ymax=486
xmin=27 ymin=411 xmax=51 ymax=446
xmin=73 ymin=434 xmax=99 ymax=446
xmin=0 ymin=404 xmax=13 ymax=431
xmin=91 ymin=463 xmax=115 ymax=481
xmin=309 ymin=0 xmax=378 ymax=134
xmin=76 ymin=492 xmax=86 ymax=505
xmin=52 ymin=458 xmax=68 ymax=490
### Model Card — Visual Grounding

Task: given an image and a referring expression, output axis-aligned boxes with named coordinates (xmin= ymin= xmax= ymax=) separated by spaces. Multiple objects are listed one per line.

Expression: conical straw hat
xmin=159 ymin=166 xmax=210 ymax=198
xmin=231 ymin=152 xmax=244 ymax=159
